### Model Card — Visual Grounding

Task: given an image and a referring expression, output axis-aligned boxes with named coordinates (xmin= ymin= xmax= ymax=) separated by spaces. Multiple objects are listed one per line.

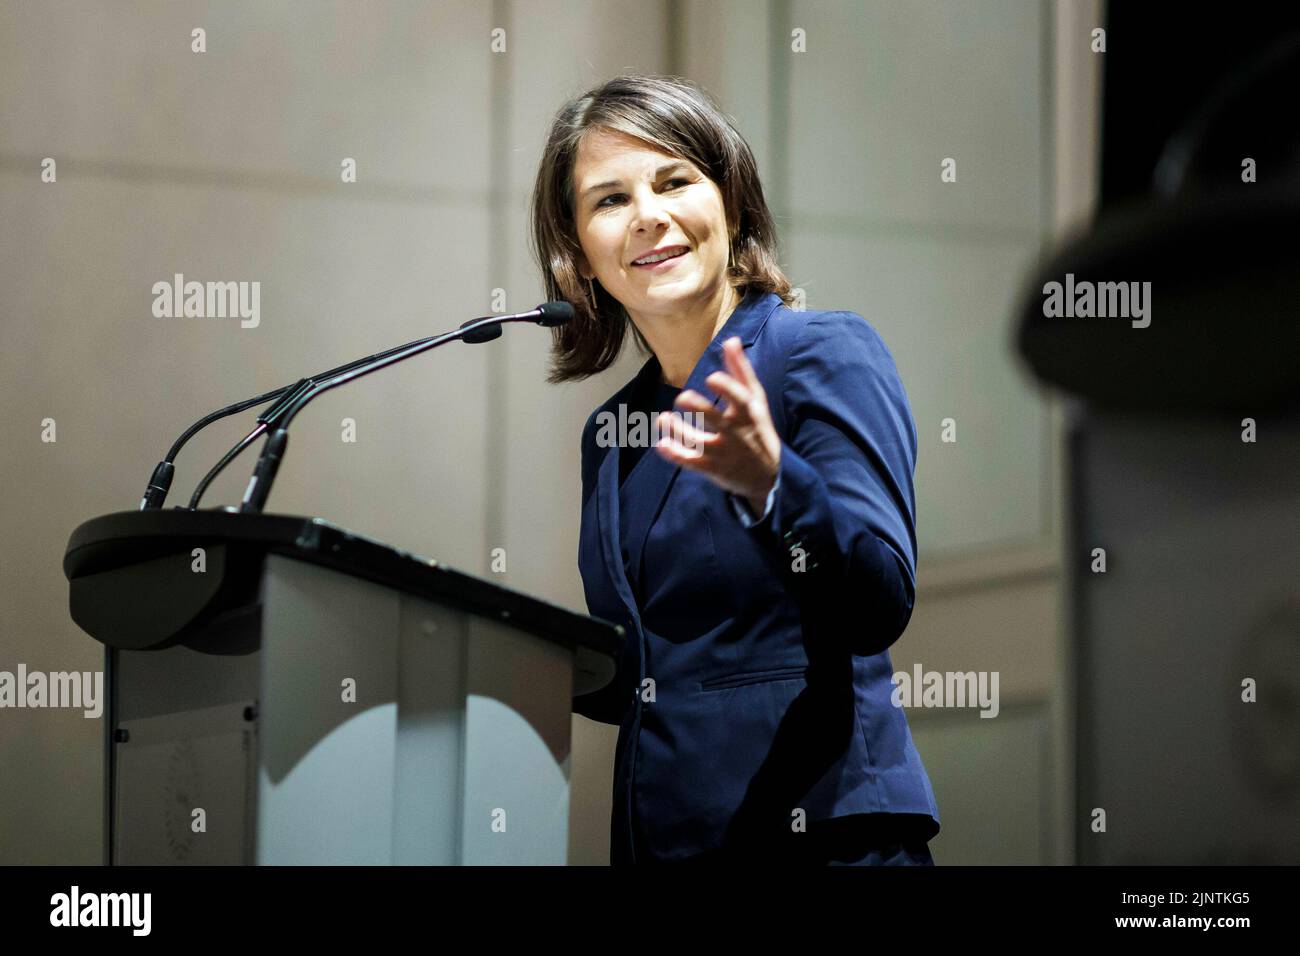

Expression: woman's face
xmin=571 ymin=127 xmax=732 ymax=319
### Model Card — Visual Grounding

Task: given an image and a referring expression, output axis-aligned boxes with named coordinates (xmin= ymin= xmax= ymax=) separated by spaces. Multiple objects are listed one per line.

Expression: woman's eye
xmin=596 ymin=178 xmax=691 ymax=209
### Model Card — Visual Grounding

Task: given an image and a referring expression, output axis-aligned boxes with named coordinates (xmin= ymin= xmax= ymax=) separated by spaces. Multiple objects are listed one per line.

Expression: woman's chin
xmin=638 ymin=271 xmax=710 ymax=296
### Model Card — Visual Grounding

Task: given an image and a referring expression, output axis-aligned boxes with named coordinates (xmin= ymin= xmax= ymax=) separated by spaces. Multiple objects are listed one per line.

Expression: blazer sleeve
xmin=572 ymin=408 xmax=631 ymax=726
xmin=740 ymin=311 xmax=919 ymax=656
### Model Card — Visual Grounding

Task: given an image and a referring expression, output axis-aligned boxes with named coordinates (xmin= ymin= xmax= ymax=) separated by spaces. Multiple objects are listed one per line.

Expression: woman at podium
xmin=531 ymin=74 xmax=940 ymax=865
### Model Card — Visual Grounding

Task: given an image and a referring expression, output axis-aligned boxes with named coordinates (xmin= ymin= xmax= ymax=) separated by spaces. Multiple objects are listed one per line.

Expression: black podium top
xmin=64 ymin=509 xmax=622 ymax=695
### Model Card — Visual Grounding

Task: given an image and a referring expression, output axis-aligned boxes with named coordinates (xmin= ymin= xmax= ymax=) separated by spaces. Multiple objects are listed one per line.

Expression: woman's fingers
xmin=652 ymin=338 xmax=778 ymax=500
xmin=672 ymin=389 xmax=724 ymax=429
xmin=723 ymin=336 xmax=762 ymax=392
xmin=704 ymin=370 xmax=752 ymax=418
xmin=654 ymin=433 xmax=701 ymax=466
xmin=656 ymin=410 xmax=718 ymax=455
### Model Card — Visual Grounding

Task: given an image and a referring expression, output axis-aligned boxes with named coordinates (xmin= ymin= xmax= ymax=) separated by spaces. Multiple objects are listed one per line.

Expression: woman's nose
xmin=629 ymin=187 xmax=670 ymax=230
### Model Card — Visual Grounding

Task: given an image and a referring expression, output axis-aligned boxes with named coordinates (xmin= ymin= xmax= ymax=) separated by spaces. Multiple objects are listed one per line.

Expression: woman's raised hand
xmin=654 ymin=336 xmax=781 ymax=516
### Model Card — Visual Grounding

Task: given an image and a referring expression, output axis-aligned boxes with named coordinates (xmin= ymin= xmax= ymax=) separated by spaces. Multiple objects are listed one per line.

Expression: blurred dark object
xmin=1017 ymin=31 xmax=1300 ymax=415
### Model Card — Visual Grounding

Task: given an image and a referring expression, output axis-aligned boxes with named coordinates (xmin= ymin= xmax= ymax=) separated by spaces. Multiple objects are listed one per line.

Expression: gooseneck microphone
xmin=239 ymin=304 xmax=574 ymax=513
xmin=136 ymin=301 xmax=573 ymax=511
xmin=235 ymin=301 xmax=573 ymax=513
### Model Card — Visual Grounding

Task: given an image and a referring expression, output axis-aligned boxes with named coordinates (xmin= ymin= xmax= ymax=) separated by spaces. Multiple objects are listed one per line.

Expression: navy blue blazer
xmin=575 ymin=286 xmax=940 ymax=863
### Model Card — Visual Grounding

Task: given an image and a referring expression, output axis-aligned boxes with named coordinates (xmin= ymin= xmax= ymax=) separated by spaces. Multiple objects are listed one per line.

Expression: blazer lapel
xmin=594 ymin=446 xmax=642 ymax=625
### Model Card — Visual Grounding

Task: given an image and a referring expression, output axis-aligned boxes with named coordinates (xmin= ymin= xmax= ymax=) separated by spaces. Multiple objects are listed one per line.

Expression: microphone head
xmin=535 ymin=301 xmax=575 ymax=328
xmin=461 ymin=319 xmax=502 ymax=344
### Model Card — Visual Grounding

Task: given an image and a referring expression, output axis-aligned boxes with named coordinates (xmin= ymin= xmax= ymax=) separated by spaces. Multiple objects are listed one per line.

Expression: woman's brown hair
xmin=529 ymin=73 xmax=794 ymax=383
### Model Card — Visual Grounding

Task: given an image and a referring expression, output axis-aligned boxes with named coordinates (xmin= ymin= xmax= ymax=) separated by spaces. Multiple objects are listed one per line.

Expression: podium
xmin=62 ymin=510 xmax=623 ymax=866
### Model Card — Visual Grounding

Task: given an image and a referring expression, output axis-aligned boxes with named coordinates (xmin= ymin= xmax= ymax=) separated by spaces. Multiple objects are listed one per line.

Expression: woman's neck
xmin=640 ymin=283 xmax=741 ymax=388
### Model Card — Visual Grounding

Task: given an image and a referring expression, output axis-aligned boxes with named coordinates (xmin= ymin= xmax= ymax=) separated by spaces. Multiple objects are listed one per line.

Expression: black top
xmin=618 ymin=379 xmax=683 ymax=488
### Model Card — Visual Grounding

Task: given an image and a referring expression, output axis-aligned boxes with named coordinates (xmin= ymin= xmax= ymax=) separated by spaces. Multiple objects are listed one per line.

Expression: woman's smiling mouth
xmin=631 ymin=245 xmax=690 ymax=268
